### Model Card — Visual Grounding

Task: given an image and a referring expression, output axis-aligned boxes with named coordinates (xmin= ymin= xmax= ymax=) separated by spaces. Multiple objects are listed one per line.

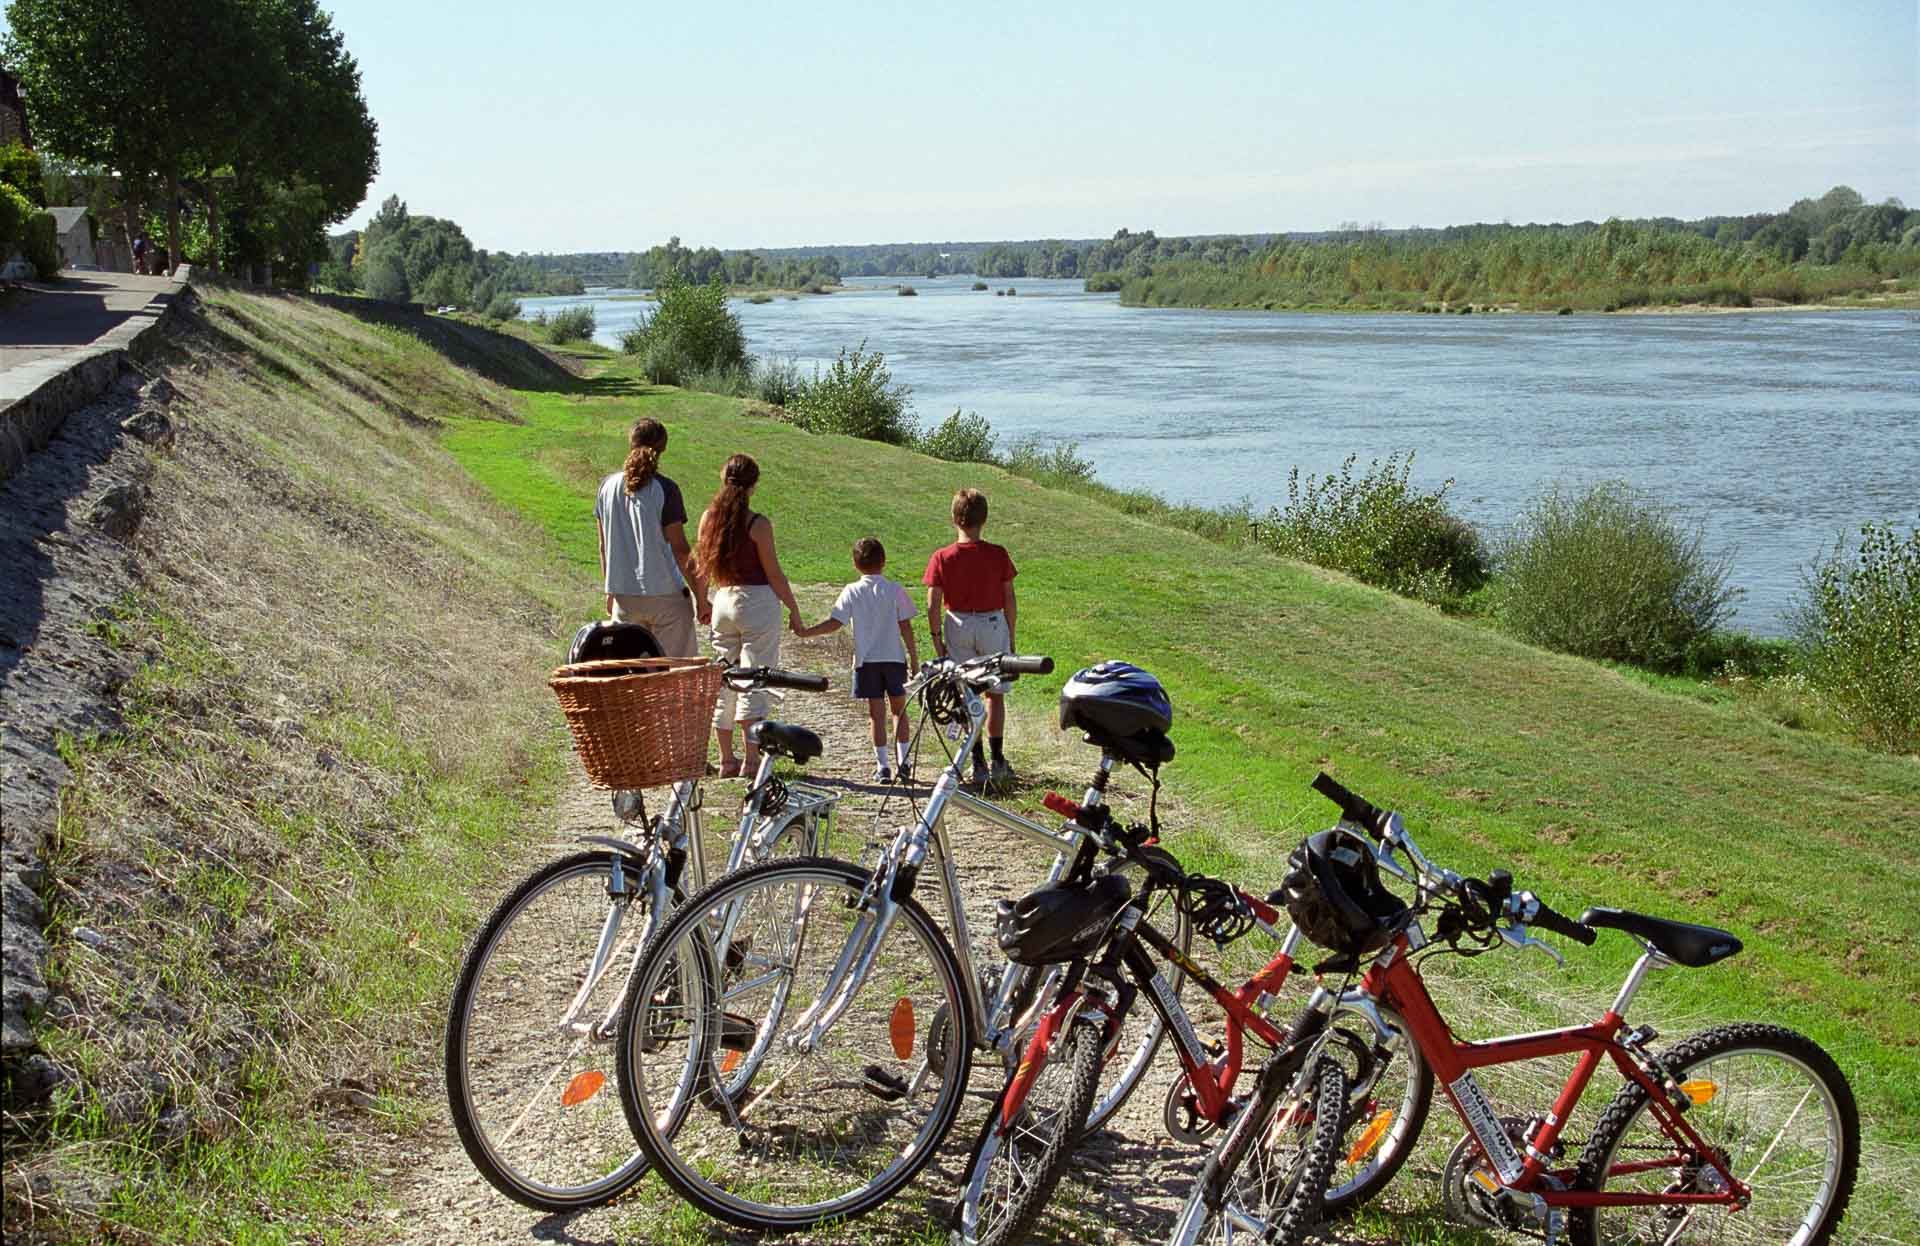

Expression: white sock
xmin=896 ymin=741 xmax=910 ymax=765
xmin=875 ymin=745 xmax=890 ymax=770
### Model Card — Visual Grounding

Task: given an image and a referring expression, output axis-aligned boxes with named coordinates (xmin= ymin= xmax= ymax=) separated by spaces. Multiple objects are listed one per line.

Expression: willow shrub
xmin=1791 ymin=522 xmax=1920 ymax=752
xmin=788 ymin=343 xmax=915 ymax=445
xmin=1499 ymin=481 xmax=1737 ymax=672
xmin=1252 ymin=452 xmax=1487 ymax=607
xmin=544 ymin=304 xmax=595 ymax=344
xmin=621 ymin=276 xmax=747 ymax=383
xmin=917 ymin=409 xmax=997 ymax=463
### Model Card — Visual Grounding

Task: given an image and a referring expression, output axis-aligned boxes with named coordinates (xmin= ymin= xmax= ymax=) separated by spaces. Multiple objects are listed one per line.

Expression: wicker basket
xmin=549 ymin=657 xmax=722 ymax=789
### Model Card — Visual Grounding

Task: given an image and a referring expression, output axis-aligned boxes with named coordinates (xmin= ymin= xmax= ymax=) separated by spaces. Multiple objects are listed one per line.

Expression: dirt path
xmin=361 ymin=624 xmax=1400 ymax=1245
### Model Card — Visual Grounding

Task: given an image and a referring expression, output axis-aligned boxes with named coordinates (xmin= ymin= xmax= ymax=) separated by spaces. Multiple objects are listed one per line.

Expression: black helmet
xmin=568 ymin=620 xmax=664 ymax=667
xmin=1059 ymin=661 xmax=1175 ymax=766
xmin=1280 ymin=829 xmax=1409 ymax=957
xmin=996 ymin=873 xmax=1133 ymax=966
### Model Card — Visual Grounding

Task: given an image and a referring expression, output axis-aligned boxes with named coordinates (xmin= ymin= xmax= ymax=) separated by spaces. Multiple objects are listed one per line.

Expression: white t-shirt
xmin=830 ymin=574 xmax=916 ymax=666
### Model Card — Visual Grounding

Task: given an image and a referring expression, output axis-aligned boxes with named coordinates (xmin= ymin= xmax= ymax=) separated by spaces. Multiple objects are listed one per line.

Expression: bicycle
xmin=443 ymin=653 xmax=837 ymax=1212
xmin=953 ymin=788 xmax=1409 ymax=1245
xmin=612 ymin=652 xmax=1196 ymax=1232
xmin=1176 ymin=772 xmax=1859 ymax=1246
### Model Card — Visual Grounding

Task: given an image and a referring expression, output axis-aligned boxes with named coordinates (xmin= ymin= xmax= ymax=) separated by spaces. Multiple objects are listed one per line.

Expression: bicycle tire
xmin=444 ymin=850 xmax=657 ymax=1211
xmin=1168 ymin=1055 xmax=1349 ymax=1246
xmin=951 ymin=1013 xmax=1105 ymax=1245
xmin=1569 ymin=1022 xmax=1858 ymax=1246
xmin=1083 ymin=892 xmax=1190 ymax=1134
xmin=616 ymin=855 xmax=974 ymax=1232
xmin=1323 ymin=1003 xmax=1432 ymax=1215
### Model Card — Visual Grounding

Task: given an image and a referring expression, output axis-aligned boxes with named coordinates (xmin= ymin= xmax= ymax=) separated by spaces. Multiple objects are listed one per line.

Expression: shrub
xmin=1085 ymin=272 xmax=1123 ymax=292
xmin=0 ymin=182 xmax=34 ymax=247
xmin=1498 ymin=480 xmax=1737 ymax=671
xmin=546 ymin=305 xmax=596 ymax=343
xmin=364 ymin=247 xmax=411 ymax=302
xmin=1790 ymin=522 xmax=1920 ymax=752
xmin=684 ymin=362 xmax=750 ymax=396
xmin=752 ymin=356 xmax=807 ymax=407
xmin=898 ymin=284 xmax=917 ymax=296
xmin=971 ymin=281 xmax=989 ymax=291
xmin=746 ymin=292 xmax=773 ymax=304
xmin=0 ymin=142 xmax=45 ymax=207
xmin=788 ymin=343 xmax=915 ymax=444
xmin=622 ymin=277 xmax=746 ymax=378
xmin=917 ymin=409 xmax=997 ymax=462
xmin=1251 ymin=452 xmax=1487 ymax=606
xmin=21 ymin=208 xmax=58 ymax=278
xmin=483 ymin=293 xmax=521 ymax=322
xmin=1002 ymin=436 xmax=1097 ymax=484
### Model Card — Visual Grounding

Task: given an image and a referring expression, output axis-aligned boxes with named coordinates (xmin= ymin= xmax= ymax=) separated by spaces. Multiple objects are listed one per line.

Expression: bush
xmin=898 ymin=284 xmax=917 ymax=296
xmin=545 ymin=304 xmax=596 ymax=343
xmin=622 ymin=277 xmax=746 ymax=381
xmin=1790 ymin=522 xmax=1919 ymax=752
xmin=483 ymin=293 xmax=521 ymax=322
xmin=1251 ymin=452 xmax=1487 ymax=606
xmin=746 ymin=292 xmax=773 ymax=304
xmin=1085 ymin=272 xmax=1124 ymax=292
xmin=752 ymin=356 xmax=807 ymax=407
xmin=0 ymin=142 xmax=45 ymax=207
xmin=21 ymin=208 xmax=58 ymax=278
xmin=364 ymin=248 xmax=411 ymax=302
xmin=1002 ymin=436 xmax=1097 ymax=484
xmin=0 ymin=182 xmax=34 ymax=247
xmin=971 ymin=281 xmax=989 ymax=291
xmin=917 ymin=409 xmax=997 ymax=462
xmin=1497 ymin=480 xmax=1737 ymax=671
xmin=788 ymin=343 xmax=916 ymax=444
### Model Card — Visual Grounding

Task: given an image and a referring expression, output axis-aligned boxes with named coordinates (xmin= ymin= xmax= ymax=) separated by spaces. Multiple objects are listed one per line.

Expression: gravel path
xmin=363 ymin=625 xmax=1408 ymax=1246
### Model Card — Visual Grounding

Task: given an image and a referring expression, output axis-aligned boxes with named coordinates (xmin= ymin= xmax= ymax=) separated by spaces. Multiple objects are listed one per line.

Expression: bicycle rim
xmin=620 ymin=857 xmax=973 ymax=1231
xmin=1323 ymin=1003 xmax=1431 ymax=1212
xmin=1577 ymin=1030 xmax=1856 ymax=1246
xmin=445 ymin=852 xmax=655 ymax=1209
xmin=953 ymin=1015 xmax=1104 ymax=1245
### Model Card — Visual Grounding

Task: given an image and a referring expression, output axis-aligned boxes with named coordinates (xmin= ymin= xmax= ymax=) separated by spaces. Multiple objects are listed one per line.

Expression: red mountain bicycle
xmin=1168 ymin=773 xmax=1859 ymax=1246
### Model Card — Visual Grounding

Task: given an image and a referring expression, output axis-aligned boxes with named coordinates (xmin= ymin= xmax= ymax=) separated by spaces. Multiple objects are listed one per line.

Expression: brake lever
xmin=1498 ymin=923 xmax=1566 ymax=966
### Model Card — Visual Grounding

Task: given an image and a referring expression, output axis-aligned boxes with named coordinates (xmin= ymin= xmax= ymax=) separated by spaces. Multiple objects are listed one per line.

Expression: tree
xmin=363 ymin=243 xmax=410 ymax=302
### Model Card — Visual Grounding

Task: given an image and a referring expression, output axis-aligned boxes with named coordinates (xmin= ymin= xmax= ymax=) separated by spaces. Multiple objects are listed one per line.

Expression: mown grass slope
xmin=448 ymin=346 xmax=1920 ymax=1150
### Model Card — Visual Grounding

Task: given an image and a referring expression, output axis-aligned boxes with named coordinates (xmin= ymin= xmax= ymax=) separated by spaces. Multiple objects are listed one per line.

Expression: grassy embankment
xmin=447 ymin=338 xmax=1920 ymax=1239
xmin=5 ymin=284 xmax=600 ymax=1243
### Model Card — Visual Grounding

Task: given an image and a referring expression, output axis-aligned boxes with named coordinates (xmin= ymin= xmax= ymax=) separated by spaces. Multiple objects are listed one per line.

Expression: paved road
xmin=0 ymin=272 xmax=179 ymax=372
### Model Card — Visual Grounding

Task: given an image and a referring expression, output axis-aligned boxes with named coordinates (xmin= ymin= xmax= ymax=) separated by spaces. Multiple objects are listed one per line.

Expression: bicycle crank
xmin=1163 ymin=1075 xmax=1217 ymax=1144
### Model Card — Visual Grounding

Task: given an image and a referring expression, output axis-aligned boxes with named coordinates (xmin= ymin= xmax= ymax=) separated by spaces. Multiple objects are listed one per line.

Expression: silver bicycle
xmin=444 ymin=662 xmax=838 ymax=1211
xmin=613 ymin=652 xmax=1191 ymax=1233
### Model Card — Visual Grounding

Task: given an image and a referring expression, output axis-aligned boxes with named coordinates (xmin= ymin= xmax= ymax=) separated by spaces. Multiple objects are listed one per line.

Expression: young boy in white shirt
xmin=794 ymin=538 xmax=921 ymax=783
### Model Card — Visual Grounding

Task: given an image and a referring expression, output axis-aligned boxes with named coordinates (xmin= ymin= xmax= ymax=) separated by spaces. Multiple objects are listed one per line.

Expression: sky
xmin=83 ymin=1 xmax=1920 ymax=251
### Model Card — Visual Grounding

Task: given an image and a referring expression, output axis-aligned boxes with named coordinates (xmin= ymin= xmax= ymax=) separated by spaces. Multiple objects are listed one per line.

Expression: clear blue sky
xmin=126 ymin=1 xmax=1920 ymax=250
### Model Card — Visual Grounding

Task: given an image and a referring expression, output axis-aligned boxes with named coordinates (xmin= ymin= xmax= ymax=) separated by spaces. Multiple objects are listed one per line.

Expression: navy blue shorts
xmin=853 ymin=662 xmax=908 ymax=700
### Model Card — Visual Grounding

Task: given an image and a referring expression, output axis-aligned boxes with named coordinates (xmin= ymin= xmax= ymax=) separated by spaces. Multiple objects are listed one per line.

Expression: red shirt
xmin=924 ymin=540 xmax=1016 ymax=613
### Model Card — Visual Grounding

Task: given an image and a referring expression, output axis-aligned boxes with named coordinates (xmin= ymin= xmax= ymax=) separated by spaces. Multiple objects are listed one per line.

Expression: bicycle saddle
xmin=751 ymin=720 xmax=822 ymax=765
xmin=1579 ymin=907 xmax=1742 ymax=968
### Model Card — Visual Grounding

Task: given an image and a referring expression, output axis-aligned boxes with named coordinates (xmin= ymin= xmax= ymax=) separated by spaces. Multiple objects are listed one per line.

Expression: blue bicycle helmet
xmin=1059 ymin=661 xmax=1175 ymax=766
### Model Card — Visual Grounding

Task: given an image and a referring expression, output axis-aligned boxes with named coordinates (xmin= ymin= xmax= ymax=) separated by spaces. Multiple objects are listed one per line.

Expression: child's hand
xmin=789 ymin=613 xmax=806 ymax=635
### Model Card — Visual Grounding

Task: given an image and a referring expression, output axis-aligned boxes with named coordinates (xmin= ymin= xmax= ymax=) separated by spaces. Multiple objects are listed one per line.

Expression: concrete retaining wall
xmin=0 ymin=268 xmax=193 ymax=484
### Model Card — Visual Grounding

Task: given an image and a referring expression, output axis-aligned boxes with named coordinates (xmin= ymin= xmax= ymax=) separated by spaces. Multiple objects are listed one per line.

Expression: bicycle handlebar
xmin=998 ymin=654 xmax=1054 ymax=676
xmin=1310 ymin=772 xmax=1390 ymax=839
xmin=724 ymin=665 xmax=830 ymax=692
xmin=1523 ymin=896 xmax=1598 ymax=945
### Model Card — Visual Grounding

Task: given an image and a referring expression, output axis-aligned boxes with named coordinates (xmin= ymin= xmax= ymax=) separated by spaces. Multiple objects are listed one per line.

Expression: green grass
xmin=443 ymin=348 xmax=1920 ymax=1165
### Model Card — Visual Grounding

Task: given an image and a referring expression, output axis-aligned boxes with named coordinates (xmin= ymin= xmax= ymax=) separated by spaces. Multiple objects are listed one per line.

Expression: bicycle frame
xmin=1360 ymin=934 xmax=1752 ymax=1213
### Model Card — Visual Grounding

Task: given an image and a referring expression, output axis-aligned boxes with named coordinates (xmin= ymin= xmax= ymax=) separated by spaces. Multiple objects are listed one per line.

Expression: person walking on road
xmin=696 ymin=454 xmax=804 ymax=778
xmin=595 ymin=418 xmax=705 ymax=657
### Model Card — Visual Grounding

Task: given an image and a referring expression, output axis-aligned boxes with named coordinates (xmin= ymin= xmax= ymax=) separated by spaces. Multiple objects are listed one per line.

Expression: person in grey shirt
xmin=595 ymin=419 xmax=706 ymax=656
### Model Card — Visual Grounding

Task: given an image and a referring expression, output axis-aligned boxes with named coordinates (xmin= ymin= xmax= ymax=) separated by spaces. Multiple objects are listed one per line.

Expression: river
xmin=521 ymin=276 xmax=1920 ymax=634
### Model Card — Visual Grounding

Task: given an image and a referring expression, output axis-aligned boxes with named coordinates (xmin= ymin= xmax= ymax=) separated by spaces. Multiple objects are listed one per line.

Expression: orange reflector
xmin=560 ymin=1070 xmax=606 ymax=1108
xmin=889 ymin=997 xmax=916 ymax=1060
xmin=720 ymin=1050 xmax=743 ymax=1075
xmin=1680 ymin=1079 xmax=1719 ymax=1105
xmin=1345 ymin=1108 xmax=1394 ymax=1164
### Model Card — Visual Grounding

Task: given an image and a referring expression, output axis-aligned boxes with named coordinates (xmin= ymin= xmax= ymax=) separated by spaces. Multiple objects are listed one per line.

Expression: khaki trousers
xmin=610 ymin=591 xmax=699 ymax=658
xmin=709 ymin=584 xmax=782 ymax=728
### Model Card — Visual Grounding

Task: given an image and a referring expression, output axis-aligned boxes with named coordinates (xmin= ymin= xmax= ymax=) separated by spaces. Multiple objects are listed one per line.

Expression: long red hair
xmin=697 ymin=454 xmax=760 ymax=582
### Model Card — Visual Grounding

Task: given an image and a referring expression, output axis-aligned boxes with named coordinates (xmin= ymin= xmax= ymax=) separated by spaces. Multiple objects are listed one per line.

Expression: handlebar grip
xmin=1530 ymin=900 xmax=1597 ymax=946
xmin=1310 ymin=772 xmax=1388 ymax=839
xmin=726 ymin=666 xmax=830 ymax=692
xmin=999 ymin=654 xmax=1054 ymax=676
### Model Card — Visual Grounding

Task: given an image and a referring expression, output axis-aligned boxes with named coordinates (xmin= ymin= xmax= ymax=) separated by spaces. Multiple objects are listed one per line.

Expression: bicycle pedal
xmin=860 ymin=1064 xmax=909 ymax=1102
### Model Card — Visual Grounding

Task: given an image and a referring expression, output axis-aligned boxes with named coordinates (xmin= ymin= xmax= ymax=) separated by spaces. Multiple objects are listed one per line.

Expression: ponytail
xmin=696 ymin=453 xmax=761 ymax=581
xmin=623 ymin=419 xmax=668 ymax=494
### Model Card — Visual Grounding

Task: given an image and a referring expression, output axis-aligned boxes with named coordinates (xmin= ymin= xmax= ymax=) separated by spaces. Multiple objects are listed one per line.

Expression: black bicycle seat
xmin=752 ymin=721 xmax=822 ymax=765
xmin=1579 ymin=907 xmax=1742 ymax=968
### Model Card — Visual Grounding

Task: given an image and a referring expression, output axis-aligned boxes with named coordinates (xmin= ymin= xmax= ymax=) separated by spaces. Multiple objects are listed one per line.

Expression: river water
xmin=522 ymin=276 xmax=1919 ymax=634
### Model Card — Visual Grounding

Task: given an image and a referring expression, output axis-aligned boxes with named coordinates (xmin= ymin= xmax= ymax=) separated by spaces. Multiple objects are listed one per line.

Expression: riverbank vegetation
xmin=1119 ymin=186 xmax=1920 ymax=311
xmin=319 ymin=196 xmax=589 ymax=307
xmin=624 ymin=236 xmax=844 ymax=292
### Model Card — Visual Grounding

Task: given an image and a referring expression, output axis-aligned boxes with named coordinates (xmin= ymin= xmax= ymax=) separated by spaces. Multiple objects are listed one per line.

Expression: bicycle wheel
xmin=1569 ymin=1023 xmax=1858 ymax=1246
xmin=1167 ymin=1055 xmax=1349 ymax=1246
xmin=1084 ymin=891 xmax=1190 ymax=1133
xmin=951 ymin=1012 xmax=1105 ymax=1245
xmin=1322 ymin=1003 xmax=1432 ymax=1214
xmin=617 ymin=856 xmax=974 ymax=1232
xmin=445 ymin=850 xmax=658 ymax=1210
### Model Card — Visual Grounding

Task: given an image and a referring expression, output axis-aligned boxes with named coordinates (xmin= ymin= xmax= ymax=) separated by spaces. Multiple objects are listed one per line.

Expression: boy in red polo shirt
xmin=924 ymin=487 xmax=1018 ymax=790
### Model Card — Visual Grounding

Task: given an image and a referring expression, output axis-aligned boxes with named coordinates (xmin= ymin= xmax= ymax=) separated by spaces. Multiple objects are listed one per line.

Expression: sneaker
xmin=873 ymin=763 xmax=894 ymax=784
xmin=989 ymin=758 xmax=1016 ymax=791
xmin=968 ymin=760 xmax=990 ymax=789
xmin=895 ymin=760 xmax=912 ymax=785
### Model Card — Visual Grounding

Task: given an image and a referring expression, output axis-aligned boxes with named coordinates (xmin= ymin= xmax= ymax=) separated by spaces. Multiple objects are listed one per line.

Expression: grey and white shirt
xmin=595 ymin=471 xmax=688 ymax=596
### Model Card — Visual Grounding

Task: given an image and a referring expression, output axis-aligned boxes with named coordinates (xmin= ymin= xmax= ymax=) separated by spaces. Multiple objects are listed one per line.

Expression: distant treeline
xmin=322 ymin=198 xmax=586 ymax=308
xmin=1119 ymin=186 xmax=1920 ymax=311
xmin=625 ymin=237 xmax=844 ymax=291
